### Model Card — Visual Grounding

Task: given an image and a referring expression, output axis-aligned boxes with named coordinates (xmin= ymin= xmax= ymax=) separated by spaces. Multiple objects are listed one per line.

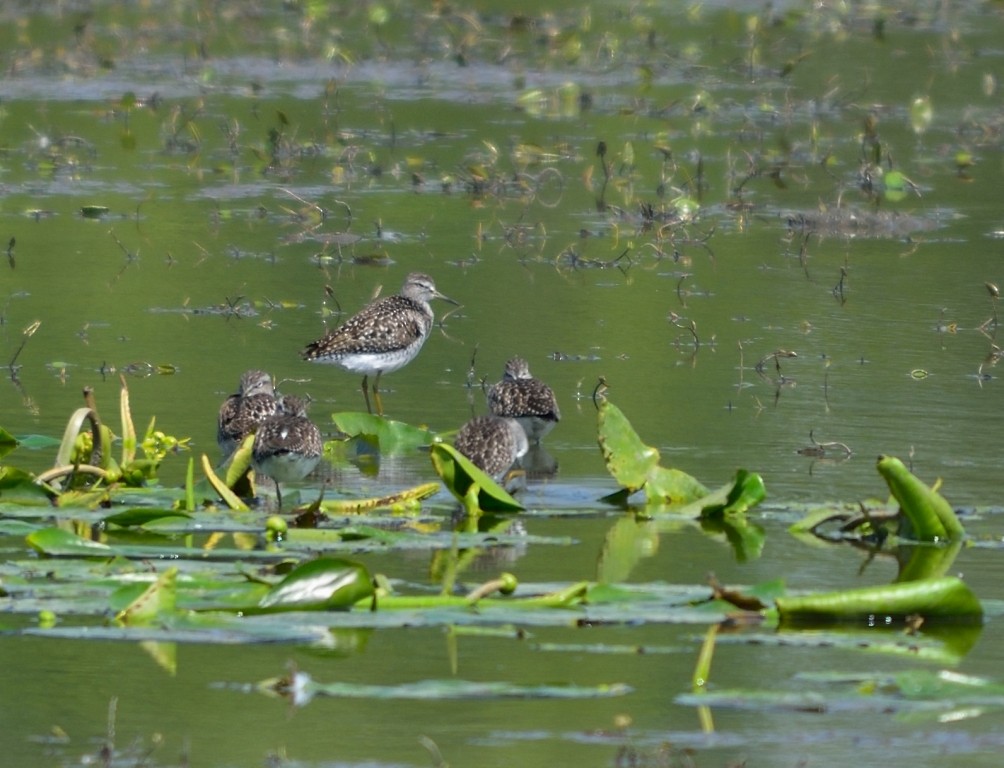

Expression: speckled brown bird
xmin=252 ymin=395 xmax=322 ymax=509
xmin=301 ymin=272 xmax=457 ymax=414
xmin=454 ymin=415 xmax=529 ymax=482
xmin=487 ymin=357 xmax=560 ymax=445
xmin=217 ymin=369 xmax=282 ymax=459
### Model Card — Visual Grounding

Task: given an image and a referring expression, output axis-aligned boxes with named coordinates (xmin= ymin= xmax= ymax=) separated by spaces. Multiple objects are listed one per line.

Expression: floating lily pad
xmin=103 ymin=508 xmax=194 ymax=528
xmin=9 ymin=433 xmax=62 ymax=451
xmin=331 ymin=411 xmax=435 ymax=453
xmin=775 ymin=576 xmax=982 ymax=626
xmin=261 ymin=669 xmax=632 ymax=706
xmin=253 ymin=557 xmax=374 ymax=613
xmin=27 ymin=527 xmax=114 ymax=557
xmin=678 ymin=668 xmax=1004 ymax=721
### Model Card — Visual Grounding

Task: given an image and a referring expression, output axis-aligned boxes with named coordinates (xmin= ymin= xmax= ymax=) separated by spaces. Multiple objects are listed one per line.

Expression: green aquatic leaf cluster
xmin=594 ymin=395 xmax=767 ymax=561
xmin=596 ymin=396 xmax=765 ymax=513
xmin=8 ymin=379 xmax=192 ymax=506
xmin=0 ymin=388 xmax=990 ymax=714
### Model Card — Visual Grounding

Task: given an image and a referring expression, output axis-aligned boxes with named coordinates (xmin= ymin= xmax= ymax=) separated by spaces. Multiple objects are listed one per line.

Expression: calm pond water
xmin=2 ymin=1 xmax=1004 ymax=766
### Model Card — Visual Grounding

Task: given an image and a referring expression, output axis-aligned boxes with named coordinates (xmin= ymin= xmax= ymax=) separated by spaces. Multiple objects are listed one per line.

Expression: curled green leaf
xmin=775 ymin=576 xmax=982 ymax=626
xmin=877 ymin=455 xmax=964 ymax=542
xmin=429 ymin=441 xmax=524 ymax=513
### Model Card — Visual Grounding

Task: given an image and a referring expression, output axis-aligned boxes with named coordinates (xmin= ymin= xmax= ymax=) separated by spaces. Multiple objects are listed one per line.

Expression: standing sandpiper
xmin=217 ymin=369 xmax=282 ymax=460
xmin=487 ymin=357 xmax=560 ymax=445
xmin=301 ymin=272 xmax=458 ymax=415
xmin=252 ymin=395 xmax=322 ymax=509
xmin=454 ymin=415 xmax=529 ymax=482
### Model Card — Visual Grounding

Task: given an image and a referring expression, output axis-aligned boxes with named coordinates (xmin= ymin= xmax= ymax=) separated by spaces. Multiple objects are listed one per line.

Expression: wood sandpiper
xmin=217 ymin=369 xmax=283 ymax=460
xmin=454 ymin=415 xmax=529 ymax=482
xmin=252 ymin=395 xmax=322 ymax=509
xmin=487 ymin=357 xmax=560 ymax=445
xmin=301 ymin=272 xmax=458 ymax=415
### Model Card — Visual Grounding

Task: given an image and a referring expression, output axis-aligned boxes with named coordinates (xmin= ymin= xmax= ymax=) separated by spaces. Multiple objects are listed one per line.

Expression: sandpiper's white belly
xmin=254 ymin=450 xmax=320 ymax=484
xmin=329 ymin=342 xmax=425 ymax=376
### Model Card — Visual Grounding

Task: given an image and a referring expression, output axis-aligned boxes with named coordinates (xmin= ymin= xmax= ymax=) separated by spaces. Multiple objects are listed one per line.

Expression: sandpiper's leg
xmin=502 ymin=467 xmax=527 ymax=494
xmin=360 ymin=374 xmax=372 ymax=414
xmin=274 ymin=479 xmax=283 ymax=511
xmin=372 ymin=371 xmax=385 ymax=417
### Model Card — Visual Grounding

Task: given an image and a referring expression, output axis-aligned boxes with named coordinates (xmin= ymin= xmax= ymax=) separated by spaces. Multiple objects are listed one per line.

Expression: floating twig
xmin=9 ymin=319 xmax=40 ymax=370
xmin=797 ymin=429 xmax=852 ymax=458
xmin=754 ymin=348 xmax=797 ymax=378
xmin=832 ymin=266 xmax=847 ymax=303
xmin=592 ymin=377 xmax=609 ymax=408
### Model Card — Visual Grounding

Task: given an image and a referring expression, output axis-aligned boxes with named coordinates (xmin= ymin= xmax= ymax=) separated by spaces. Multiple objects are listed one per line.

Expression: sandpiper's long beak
xmin=436 ymin=289 xmax=460 ymax=307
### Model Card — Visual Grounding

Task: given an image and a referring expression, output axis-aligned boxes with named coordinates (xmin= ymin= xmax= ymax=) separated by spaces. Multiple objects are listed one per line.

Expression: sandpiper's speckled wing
xmin=489 ymin=377 xmax=561 ymax=421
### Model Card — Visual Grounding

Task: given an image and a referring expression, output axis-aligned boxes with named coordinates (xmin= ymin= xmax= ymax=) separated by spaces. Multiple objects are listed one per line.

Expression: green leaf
xmin=27 ymin=527 xmax=114 ymax=557
xmin=202 ymin=453 xmax=249 ymax=511
xmin=596 ymin=398 xmax=752 ymax=509
xmin=318 ymin=481 xmax=439 ymax=514
xmin=255 ymin=557 xmax=374 ymax=613
xmin=119 ymin=379 xmax=137 ymax=467
xmin=184 ymin=456 xmax=195 ymax=512
xmin=55 ymin=407 xmax=98 ymax=468
xmin=717 ymin=623 xmax=980 ymax=665
xmin=596 ymin=398 xmax=660 ymax=491
xmin=114 ymin=567 xmax=178 ymax=625
xmin=80 ymin=205 xmax=110 ymax=219
xmin=331 ymin=411 xmax=435 ymax=453
xmin=224 ymin=434 xmax=254 ymax=489
xmin=877 ymin=455 xmax=964 ymax=542
xmin=775 ymin=576 xmax=983 ymax=626
xmin=371 ymin=581 xmax=590 ymax=611
xmin=103 ymin=509 xmax=193 ymax=528
xmin=644 ymin=465 xmax=709 ymax=504
xmin=700 ymin=469 xmax=767 ymax=517
xmin=0 ymin=466 xmax=53 ymax=502
xmin=0 ymin=426 xmax=19 ymax=459
xmin=429 ymin=442 xmax=524 ymax=513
